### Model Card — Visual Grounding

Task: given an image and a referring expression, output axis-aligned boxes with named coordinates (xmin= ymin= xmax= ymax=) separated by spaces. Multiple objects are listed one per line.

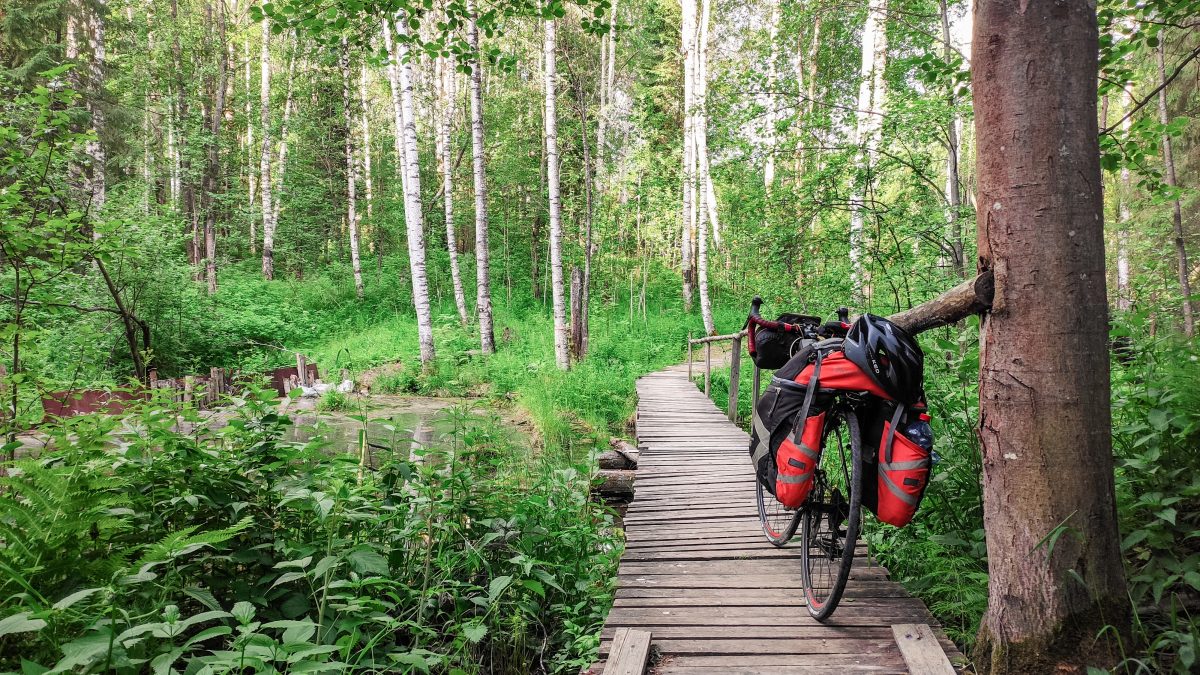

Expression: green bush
xmin=0 ymin=391 xmax=619 ymax=673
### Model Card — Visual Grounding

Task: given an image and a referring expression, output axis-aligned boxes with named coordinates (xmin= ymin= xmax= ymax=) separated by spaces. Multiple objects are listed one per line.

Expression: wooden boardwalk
xmin=596 ymin=364 xmax=965 ymax=674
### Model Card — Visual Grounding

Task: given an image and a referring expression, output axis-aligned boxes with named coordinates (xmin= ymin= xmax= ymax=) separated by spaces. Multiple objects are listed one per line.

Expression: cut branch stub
xmin=887 ymin=270 xmax=994 ymax=336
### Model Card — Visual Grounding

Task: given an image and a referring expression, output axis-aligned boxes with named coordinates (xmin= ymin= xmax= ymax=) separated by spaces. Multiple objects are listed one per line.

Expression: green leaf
xmin=347 ymin=549 xmax=389 ymax=577
xmin=271 ymin=571 xmax=307 ymax=589
xmin=462 ymin=621 xmax=487 ymax=644
xmin=232 ymin=601 xmax=256 ymax=624
xmin=52 ymin=587 xmax=101 ymax=610
xmin=488 ymin=575 xmax=512 ymax=604
xmin=0 ymin=612 xmax=46 ymax=638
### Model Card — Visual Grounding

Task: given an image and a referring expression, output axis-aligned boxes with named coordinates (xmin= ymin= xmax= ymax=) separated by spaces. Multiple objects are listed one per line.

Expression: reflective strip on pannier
xmin=874 ymin=417 xmax=932 ymax=527
xmin=774 ymin=412 xmax=826 ymax=508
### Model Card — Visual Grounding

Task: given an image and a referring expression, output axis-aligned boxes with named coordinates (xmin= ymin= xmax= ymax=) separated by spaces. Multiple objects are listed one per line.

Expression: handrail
xmin=686 ymin=329 xmax=751 ymax=423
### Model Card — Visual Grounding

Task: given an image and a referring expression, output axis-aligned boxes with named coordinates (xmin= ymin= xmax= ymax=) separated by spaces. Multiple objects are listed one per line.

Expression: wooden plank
xmin=891 ymin=624 xmax=956 ymax=675
xmin=602 ymin=628 xmax=652 ymax=675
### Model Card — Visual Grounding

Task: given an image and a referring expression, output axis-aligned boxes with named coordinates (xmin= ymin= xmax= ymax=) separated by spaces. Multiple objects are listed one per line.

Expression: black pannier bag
xmin=749 ymin=342 xmax=833 ymax=505
xmin=750 ymin=313 xmax=821 ymax=370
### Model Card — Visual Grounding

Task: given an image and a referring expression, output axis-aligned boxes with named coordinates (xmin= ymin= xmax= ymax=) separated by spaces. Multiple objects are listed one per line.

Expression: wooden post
xmin=296 ymin=354 xmax=309 ymax=387
xmin=687 ymin=333 xmax=693 ymax=381
xmin=728 ymin=335 xmax=741 ymax=423
xmin=209 ymin=367 xmax=221 ymax=406
xmin=752 ymin=365 xmax=761 ymax=412
xmin=183 ymin=375 xmax=194 ymax=404
xmin=704 ymin=342 xmax=711 ymax=397
xmin=148 ymin=368 xmax=158 ymax=387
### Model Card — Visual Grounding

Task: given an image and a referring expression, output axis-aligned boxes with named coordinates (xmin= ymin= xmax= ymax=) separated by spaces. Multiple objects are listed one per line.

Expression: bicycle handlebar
xmin=745 ymin=298 xmax=851 ymax=351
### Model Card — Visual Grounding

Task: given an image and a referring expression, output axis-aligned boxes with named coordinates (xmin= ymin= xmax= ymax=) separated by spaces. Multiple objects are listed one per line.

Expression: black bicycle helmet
xmin=842 ymin=313 xmax=924 ymax=404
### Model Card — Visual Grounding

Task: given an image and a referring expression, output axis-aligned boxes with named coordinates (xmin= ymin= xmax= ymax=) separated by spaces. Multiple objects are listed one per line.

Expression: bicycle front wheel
xmin=800 ymin=408 xmax=863 ymax=621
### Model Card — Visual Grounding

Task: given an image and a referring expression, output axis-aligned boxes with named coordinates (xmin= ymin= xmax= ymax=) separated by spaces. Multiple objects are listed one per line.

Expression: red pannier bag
xmin=774 ymin=411 xmax=825 ymax=508
xmin=873 ymin=407 xmax=932 ymax=527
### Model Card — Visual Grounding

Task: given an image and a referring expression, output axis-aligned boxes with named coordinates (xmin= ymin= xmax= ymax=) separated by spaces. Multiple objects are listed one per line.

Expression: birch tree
xmin=270 ymin=35 xmax=296 ymax=235
xmin=340 ymin=38 xmax=364 ymax=299
xmin=544 ymin=9 xmax=569 ymax=370
xmin=393 ymin=14 xmax=436 ymax=365
xmin=259 ymin=16 xmax=276 ymax=280
xmin=679 ymin=0 xmax=696 ymax=311
xmin=763 ymin=0 xmax=779 ymax=212
xmin=1158 ymin=40 xmax=1195 ymax=336
xmin=465 ymin=0 xmax=495 ymax=353
xmin=66 ymin=0 xmax=108 ymax=223
xmin=201 ymin=0 xmax=226 ymax=294
xmin=438 ymin=53 xmax=469 ymax=326
xmin=848 ymin=0 xmax=888 ymax=302
xmin=940 ymin=0 xmax=963 ymax=278
xmin=360 ymin=64 xmax=374 ymax=223
xmin=694 ymin=0 xmax=714 ymax=333
xmin=1116 ymin=88 xmax=1132 ymax=312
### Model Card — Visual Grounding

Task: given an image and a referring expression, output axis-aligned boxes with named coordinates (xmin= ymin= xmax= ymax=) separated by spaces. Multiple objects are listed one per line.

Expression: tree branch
xmin=887 ymin=270 xmax=994 ymax=335
xmin=1101 ymin=42 xmax=1200 ymax=135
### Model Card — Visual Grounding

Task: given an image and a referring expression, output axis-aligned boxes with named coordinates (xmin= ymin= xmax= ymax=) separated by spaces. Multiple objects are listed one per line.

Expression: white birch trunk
xmin=1158 ymin=40 xmax=1195 ymax=335
xmin=360 ymin=64 xmax=374 ymax=222
xmin=695 ymin=0 xmax=713 ymax=331
xmin=382 ymin=21 xmax=409 ymax=201
xmin=168 ymin=92 xmax=180 ymax=208
xmin=245 ymin=27 xmax=256 ymax=254
xmin=764 ymin=0 xmax=779 ymax=195
xmin=259 ymin=17 xmax=275 ymax=280
xmin=438 ymin=53 xmax=470 ymax=327
xmin=466 ymin=0 xmax=495 ymax=353
xmin=270 ymin=35 xmax=296 ymax=233
xmin=848 ymin=0 xmax=887 ymax=302
xmin=940 ymin=0 xmax=962 ymax=276
xmin=1116 ymin=88 xmax=1132 ymax=312
xmin=544 ymin=14 xmax=570 ymax=370
xmin=394 ymin=15 xmax=436 ymax=364
xmin=340 ymin=39 xmax=365 ymax=299
xmin=679 ymin=0 xmax=696 ymax=310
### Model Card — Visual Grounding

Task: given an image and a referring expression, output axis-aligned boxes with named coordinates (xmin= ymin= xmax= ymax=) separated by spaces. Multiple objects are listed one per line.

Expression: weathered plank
xmin=603 ymin=628 xmax=652 ymax=675
xmin=891 ymin=624 xmax=957 ymax=675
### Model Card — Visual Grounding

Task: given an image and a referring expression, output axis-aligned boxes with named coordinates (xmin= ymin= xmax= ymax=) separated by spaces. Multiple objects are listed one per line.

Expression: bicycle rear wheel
xmin=756 ymin=478 xmax=802 ymax=546
xmin=800 ymin=408 xmax=863 ymax=621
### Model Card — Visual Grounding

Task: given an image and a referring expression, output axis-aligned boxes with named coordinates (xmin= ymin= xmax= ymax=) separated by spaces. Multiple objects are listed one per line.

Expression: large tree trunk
xmin=848 ymin=0 xmax=887 ymax=303
xmin=202 ymin=0 xmax=226 ymax=295
xmin=394 ymin=14 xmax=436 ymax=365
xmin=1157 ymin=41 xmax=1194 ymax=337
xmin=259 ymin=16 xmax=275 ymax=280
xmin=544 ymin=13 xmax=569 ymax=370
xmin=66 ymin=0 xmax=107 ymax=227
xmin=940 ymin=0 xmax=963 ymax=278
xmin=971 ymin=1 xmax=1131 ymax=670
xmin=763 ymin=0 xmax=779 ymax=207
xmin=465 ymin=0 xmax=495 ymax=353
xmin=245 ymin=23 xmax=257 ymax=255
xmin=340 ymin=39 xmax=365 ymax=299
xmin=438 ymin=52 xmax=469 ymax=327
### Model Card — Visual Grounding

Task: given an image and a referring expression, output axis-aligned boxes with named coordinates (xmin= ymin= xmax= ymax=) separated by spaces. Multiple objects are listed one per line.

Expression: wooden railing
xmin=686 ymin=329 xmax=757 ymax=424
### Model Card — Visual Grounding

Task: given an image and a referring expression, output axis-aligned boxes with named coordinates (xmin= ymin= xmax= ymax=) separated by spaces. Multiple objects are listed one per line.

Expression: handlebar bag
xmin=751 ymin=313 xmax=820 ymax=370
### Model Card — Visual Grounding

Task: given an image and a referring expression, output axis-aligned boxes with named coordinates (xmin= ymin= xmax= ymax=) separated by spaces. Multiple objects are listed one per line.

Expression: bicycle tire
xmin=755 ymin=478 xmax=802 ymax=546
xmin=800 ymin=407 xmax=863 ymax=621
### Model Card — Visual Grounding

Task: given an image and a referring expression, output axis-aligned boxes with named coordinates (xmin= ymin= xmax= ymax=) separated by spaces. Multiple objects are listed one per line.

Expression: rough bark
xmin=438 ymin=53 xmax=469 ymax=326
xmin=339 ymin=39 xmax=364 ymax=299
xmin=66 ymin=0 xmax=107 ymax=227
xmin=259 ymin=16 xmax=275 ymax=280
xmin=1157 ymin=41 xmax=1194 ymax=336
xmin=570 ymin=265 xmax=583 ymax=359
xmin=394 ymin=14 xmax=436 ymax=365
xmin=466 ymin=0 xmax=495 ymax=353
xmin=544 ymin=13 xmax=569 ymax=370
xmin=970 ymin=0 xmax=1131 ymax=670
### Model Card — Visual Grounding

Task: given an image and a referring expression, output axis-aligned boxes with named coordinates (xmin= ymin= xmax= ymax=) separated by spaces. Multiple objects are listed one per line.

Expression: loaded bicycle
xmin=744 ymin=297 xmax=932 ymax=621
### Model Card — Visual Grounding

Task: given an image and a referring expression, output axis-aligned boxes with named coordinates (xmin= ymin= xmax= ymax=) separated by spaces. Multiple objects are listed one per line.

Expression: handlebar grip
xmin=750 ymin=296 xmax=763 ymax=318
xmin=837 ymin=306 xmax=849 ymax=323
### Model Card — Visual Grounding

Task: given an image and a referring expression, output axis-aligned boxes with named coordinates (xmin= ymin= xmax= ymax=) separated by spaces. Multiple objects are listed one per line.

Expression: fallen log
xmin=599 ymin=439 xmax=640 ymax=469
xmin=592 ymin=469 xmax=636 ymax=501
xmin=887 ymin=270 xmax=994 ymax=335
